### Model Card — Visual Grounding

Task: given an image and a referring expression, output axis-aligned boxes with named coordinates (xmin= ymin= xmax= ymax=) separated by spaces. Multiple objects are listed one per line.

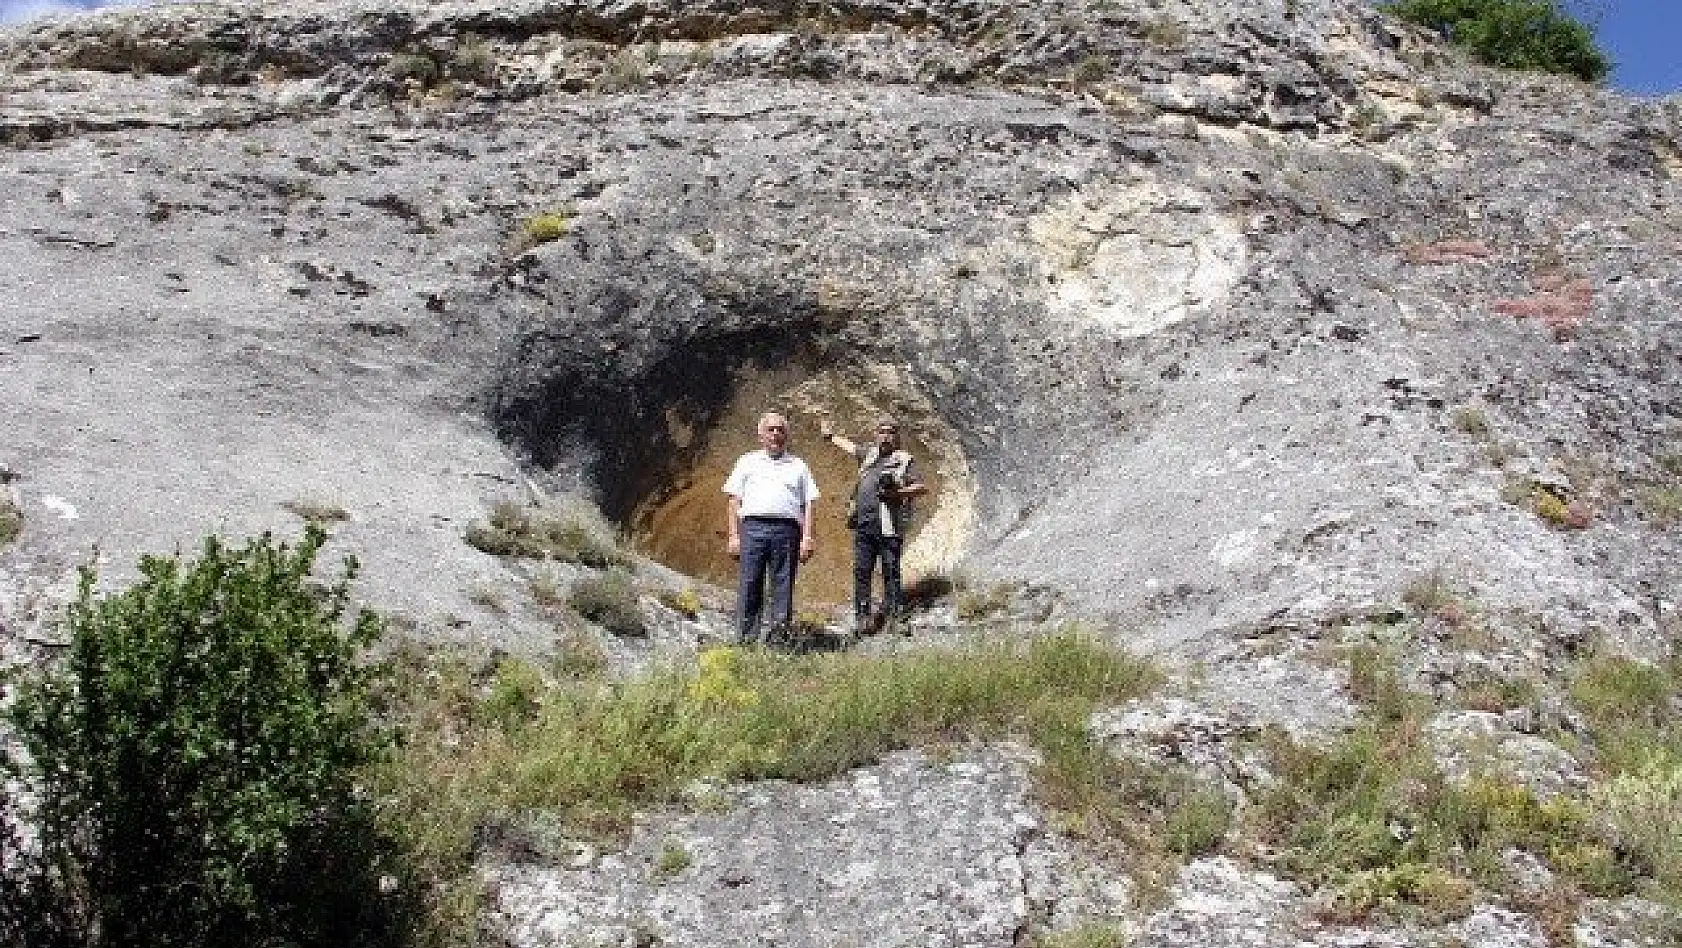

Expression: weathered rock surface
xmin=489 ymin=747 xmax=1133 ymax=948
xmin=3 ymin=0 xmax=1680 ymax=943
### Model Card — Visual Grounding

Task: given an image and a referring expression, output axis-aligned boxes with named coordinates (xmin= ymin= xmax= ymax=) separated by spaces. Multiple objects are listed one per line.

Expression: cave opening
xmin=497 ymin=328 xmax=973 ymax=607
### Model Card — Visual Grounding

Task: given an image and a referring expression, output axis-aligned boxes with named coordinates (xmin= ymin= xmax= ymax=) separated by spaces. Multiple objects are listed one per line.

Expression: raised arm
xmin=818 ymin=418 xmax=858 ymax=456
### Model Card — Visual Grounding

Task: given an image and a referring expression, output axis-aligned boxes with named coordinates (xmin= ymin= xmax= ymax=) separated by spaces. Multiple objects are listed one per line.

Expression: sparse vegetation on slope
xmin=375 ymin=631 xmax=1160 ymax=944
xmin=1243 ymin=643 xmax=1682 ymax=926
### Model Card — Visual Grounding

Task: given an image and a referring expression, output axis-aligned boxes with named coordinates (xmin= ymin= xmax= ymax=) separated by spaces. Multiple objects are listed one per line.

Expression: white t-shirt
xmin=723 ymin=450 xmax=820 ymax=520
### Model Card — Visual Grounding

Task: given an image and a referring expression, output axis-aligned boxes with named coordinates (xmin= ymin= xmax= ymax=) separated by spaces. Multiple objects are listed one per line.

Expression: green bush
xmin=3 ymin=527 xmax=401 ymax=947
xmin=1383 ymin=0 xmax=1609 ymax=82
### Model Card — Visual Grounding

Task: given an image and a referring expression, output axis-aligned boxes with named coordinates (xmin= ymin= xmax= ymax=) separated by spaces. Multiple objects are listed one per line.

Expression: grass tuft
xmin=1032 ymin=925 xmax=1128 ymax=948
xmin=0 ymin=496 xmax=20 ymax=545
xmin=280 ymin=498 xmax=350 ymax=525
xmin=569 ymin=569 xmax=646 ymax=637
xmin=465 ymin=500 xmax=627 ymax=568
xmin=652 ymin=841 xmax=691 ymax=880
xmin=956 ymin=582 xmax=1017 ymax=621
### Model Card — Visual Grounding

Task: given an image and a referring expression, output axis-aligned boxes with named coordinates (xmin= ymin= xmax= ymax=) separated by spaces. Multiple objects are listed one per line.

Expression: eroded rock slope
xmin=2 ymin=0 xmax=1680 ymax=944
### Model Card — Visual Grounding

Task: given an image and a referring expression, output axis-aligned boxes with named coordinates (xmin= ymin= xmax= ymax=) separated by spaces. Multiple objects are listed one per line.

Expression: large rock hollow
xmin=493 ymin=327 xmax=975 ymax=607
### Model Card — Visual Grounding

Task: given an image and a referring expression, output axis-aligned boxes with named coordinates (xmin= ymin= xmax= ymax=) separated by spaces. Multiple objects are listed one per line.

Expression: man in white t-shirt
xmin=723 ymin=411 xmax=819 ymax=646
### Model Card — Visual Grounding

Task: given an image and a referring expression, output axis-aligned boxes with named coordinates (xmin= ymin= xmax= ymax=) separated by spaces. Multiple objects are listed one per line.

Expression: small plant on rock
xmin=448 ymin=34 xmax=497 ymax=85
xmin=1032 ymin=925 xmax=1128 ymax=948
xmin=387 ymin=51 xmax=440 ymax=87
xmin=1450 ymin=405 xmax=1490 ymax=436
xmin=0 ymin=495 xmax=20 ymax=545
xmin=652 ymin=841 xmax=692 ymax=880
xmin=280 ymin=498 xmax=350 ymax=525
xmin=657 ymin=586 xmax=703 ymax=619
xmin=508 ymin=210 xmax=574 ymax=254
xmin=1503 ymin=478 xmax=1591 ymax=529
xmin=569 ymin=568 xmax=646 ymax=637
xmin=956 ymin=581 xmax=1017 ymax=622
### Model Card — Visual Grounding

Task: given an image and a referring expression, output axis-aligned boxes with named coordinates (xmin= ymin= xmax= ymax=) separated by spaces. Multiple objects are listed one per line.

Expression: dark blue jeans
xmin=736 ymin=517 xmax=802 ymax=645
xmin=852 ymin=529 xmax=903 ymax=624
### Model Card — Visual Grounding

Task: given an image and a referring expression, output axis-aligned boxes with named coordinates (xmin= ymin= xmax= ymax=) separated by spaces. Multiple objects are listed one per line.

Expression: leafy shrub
xmin=465 ymin=499 xmax=625 ymax=568
xmin=569 ymin=568 xmax=646 ymax=637
xmin=1383 ymin=0 xmax=1609 ymax=82
xmin=3 ymin=528 xmax=400 ymax=947
xmin=1503 ymin=478 xmax=1591 ymax=528
xmin=657 ymin=586 xmax=703 ymax=619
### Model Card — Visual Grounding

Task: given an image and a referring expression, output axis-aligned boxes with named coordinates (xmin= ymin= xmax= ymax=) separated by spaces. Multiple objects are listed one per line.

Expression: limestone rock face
xmin=2 ymin=0 xmax=1680 ymax=943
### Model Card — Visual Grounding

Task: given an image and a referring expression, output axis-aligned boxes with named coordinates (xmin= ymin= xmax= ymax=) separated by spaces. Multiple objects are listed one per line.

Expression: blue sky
xmin=1568 ymin=1 xmax=1682 ymax=95
xmin=0 ymin=0 xmax=1677 ymax=95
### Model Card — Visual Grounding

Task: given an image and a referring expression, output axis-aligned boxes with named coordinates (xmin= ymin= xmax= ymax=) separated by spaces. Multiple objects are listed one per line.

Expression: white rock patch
xmin=1029 ymin=180 xmax=1246 ymax=336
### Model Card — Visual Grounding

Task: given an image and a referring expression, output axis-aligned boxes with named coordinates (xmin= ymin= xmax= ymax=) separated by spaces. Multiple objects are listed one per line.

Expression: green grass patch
xmin=1569 ymin=653 xmax=1682 ymax=775
xmin=375 ymin=631 xmax=1159 ymax=938
xmin=651 ymin=840 xmax=692 ymax=880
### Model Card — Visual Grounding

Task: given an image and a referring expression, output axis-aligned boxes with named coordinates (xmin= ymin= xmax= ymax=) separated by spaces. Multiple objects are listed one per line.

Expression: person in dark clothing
xmin=819 ymin=415 xmax=927 ymax=634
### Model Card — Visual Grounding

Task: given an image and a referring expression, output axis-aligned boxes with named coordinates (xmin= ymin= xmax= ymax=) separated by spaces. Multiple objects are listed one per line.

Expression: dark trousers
xmin=737 ymin=517 xmax=802 ymax=644
xmin=852 ymin=529 xmax=904 ymax=622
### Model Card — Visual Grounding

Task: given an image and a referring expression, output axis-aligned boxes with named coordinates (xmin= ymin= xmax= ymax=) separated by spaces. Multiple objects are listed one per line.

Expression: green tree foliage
xmin=3 ymin=527 xmax=403 ymax=948
xmin=1384 ymin=0 xmax=1610 ymax=82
